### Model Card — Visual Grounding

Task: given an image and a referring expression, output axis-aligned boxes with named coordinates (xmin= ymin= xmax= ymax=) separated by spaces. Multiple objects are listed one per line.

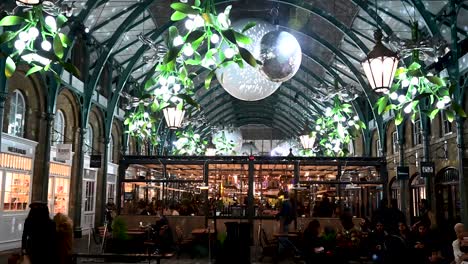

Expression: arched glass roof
xmin=60 ymin=0 xmax=468 ymax=138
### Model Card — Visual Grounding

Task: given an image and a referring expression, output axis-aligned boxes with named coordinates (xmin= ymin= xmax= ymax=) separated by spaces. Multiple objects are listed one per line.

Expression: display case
xmin=48 ymin=162 xmax=72 ymax=214
xmin=3 ymin=172 xmax=30 ymax=211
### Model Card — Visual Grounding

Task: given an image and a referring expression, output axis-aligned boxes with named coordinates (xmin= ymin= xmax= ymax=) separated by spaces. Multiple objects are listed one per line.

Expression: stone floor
xmin=0 ymin=237 xmax=298 ymax=264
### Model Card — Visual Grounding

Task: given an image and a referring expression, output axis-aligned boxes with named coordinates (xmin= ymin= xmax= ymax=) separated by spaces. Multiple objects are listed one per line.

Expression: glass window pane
xmin=8 ymin=91 xmax=26 ymax=137
xmin=3 ymin=172 xmax=30 ymax=211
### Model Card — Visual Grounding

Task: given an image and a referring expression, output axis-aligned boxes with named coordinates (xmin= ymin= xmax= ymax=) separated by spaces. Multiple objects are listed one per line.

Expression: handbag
xmin=18 ymin=254 xmax=31 ymax=264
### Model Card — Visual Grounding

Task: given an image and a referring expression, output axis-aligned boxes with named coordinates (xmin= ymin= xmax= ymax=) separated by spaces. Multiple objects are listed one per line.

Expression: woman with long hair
xmin=54 ymin=213 xmax=73 ymax=264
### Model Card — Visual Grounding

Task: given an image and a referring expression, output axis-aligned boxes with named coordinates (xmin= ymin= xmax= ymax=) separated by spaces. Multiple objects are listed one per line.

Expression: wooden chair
xmin=174 ymin=225 xmax=193 ymax=258
xmin=259 ymin=228 xmax=277 ymax=262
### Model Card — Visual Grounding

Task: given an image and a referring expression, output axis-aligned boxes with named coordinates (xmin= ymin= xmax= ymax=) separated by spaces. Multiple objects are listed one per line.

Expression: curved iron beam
xmin=409 ymin=0 xmax=441 ymax=36
xmin=195 ymin=99 xmax=307 ymax=134
xmin=87 ymin=0 xmax=154 ymax=110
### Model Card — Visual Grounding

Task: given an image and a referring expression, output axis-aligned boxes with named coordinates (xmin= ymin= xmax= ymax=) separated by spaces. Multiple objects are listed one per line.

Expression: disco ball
xmin=215 ymin=19 xmax=281 ymax=101
xmin=259 ymin=30 xmax=302 ymax=82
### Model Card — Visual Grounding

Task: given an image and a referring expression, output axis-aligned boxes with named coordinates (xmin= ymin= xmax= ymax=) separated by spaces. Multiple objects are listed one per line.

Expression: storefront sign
xmin=420 ymin=162 xmax=435 ymax=178
xmin=7 ymin=146 xmax=26 ymax=155
xmin=56 ymin=144 xmax=72 ymax=160
xmin=90 ymin=155 xmax=102 ymax=168
xmin=397 ymin=166 xmax=409 ymax=180
xmin=124 ymin=192 xmax=133 ymax=200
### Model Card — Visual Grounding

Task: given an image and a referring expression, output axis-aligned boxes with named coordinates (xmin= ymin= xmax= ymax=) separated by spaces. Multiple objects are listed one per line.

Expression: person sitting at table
xmin=151 ymin=215 xmax=174 ymax=254
xmin=302 ymin=219 xmax=326 ymax=263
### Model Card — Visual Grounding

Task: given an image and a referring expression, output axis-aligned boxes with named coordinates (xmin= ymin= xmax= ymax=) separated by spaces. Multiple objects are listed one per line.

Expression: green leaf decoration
xmin=61 ymin=61 xmax=81 ymax=78
xmin=145 ymin=78 xmax=157 ymax=90
xmin=53 ymin=34 xmax=64 ymax=59
xmin=377 ymin=96 xmax=388 ymax=114
xmin=356 ymin=120 xmax=366 ymax=129
xmin=56 ymin=14 xmax=68 ymax=28
xmin=395 ymin=111 xmax=403 ymax=126
xmin=241 ymin=21 xmax=256 ymax=33
xmin=164 ymin=46 xmax=183 ymax=64
xmin=428 ymin=108 xmax=439 ymax=120
xmin=186 ymin=30 xmax=205 ymax=43
xmin=170 ymin=3 xmax=197 ymax=14
xmin=449 ymin=83 xmax=456 ymax=95
xmin=426 ymin=76 xmax=445 ymax=87
xmin=194 ymin=0 xmax=201 ymax=7
xmin=222 ymin=29 xmax=237 ymax=44
xmin=394 ymin=67 xmax=407 ymax=78
xmin=185 ymin=59 xmax=201 ymax=66
xmin=25 ymin=65 xmax=43 ymax=76
xmin=171 ymin=11 xmax=187 ymax=21
xmin=5 ymin=57 xmax=16 ymax=78
xmin=205 ymin=70 xmax=215 ymax=89
xmin=0 ymin=16 xmax=24 ymax=26
xmin=451 ymin=102 xmax=467 ymax=118
xmin=445 ymin=109 xmax=455 ymax=122
xmin=151 ymin=101 xmax=159 ymax=112
xmin=58 ymin=33 xmax=70 ymax=48
xmin=0 ymin=32 xmax=17 ymax=46
xmin=168 ymin=26 xmax=179 ymax=46
xmin=177 ymin=94 xmax=200 ymax=109
xmin=408 ymin=62 xmax=421 ymax=71
xmin=238 ymin=47 xmax=257 ymax=67
xmin=413 ymin=92 xmax=432 ymax=101
xmin=234 ymin=32 xmax=252 ymax=45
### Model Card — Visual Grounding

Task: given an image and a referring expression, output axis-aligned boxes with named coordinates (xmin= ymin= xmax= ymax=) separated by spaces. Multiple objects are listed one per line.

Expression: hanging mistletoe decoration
xmin=173 ymin=127 xmax=208 ymax=155
xmin=141 ymin=0 xmax=257 ymax=115
xmin=375 ymin=62 xmax=466 ymax=125
xmin=0 ymin=2 xmax=80 ymax=78
xmin=313 ymin=96 xmax=366 ymax=157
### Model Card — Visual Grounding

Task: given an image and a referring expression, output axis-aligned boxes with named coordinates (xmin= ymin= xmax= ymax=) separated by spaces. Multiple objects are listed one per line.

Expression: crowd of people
xmin=297 ymin=198 xmax=460 ymax=264
xmin=20 ymin=202 xmax=73 ymax=264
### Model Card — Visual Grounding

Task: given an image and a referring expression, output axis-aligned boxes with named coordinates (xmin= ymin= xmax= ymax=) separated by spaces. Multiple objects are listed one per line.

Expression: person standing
xmin=53 ymin=213 xmax=73 ymax=264
xmin=453 ymin=223 xmax=468 ymax=264
xmin=21 ymin=202 xmax=58 ymax=264
xmin=277 ymin=192 xmax=293 ymax=233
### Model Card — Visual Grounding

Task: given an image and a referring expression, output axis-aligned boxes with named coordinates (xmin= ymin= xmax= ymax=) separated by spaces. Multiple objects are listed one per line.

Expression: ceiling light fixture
xmin=362 ymin=29 xmax=399 ymax=94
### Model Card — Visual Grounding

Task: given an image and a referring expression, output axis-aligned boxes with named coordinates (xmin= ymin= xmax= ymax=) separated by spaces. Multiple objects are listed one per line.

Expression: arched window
xmin=8 ymin=90 xmax=26 ymax=137
xmin=85 ymin=125 xmax=94 ymax=154
xmin=54 ymin=110 xmax=65 ymax=145
xmin=108 ymin=136 xmax=114 ymax=162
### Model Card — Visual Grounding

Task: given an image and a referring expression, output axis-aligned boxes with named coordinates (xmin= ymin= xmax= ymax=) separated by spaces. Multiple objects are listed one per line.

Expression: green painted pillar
xmin=40 ymin=73 xmax=59 ymax=203
xmin=397 ymin=124 xmax=411 ymax=224
xmin=248 ymin=160 xmax=255 ymax=223
xmin=204 ymin=161 xmax=209 ymax=228
xmin=293 ymin=161 xmax=300 ymax=229
xmin=73 ymin=127 xmax=87 ymax=238
xmin=0 ymin=54 xmax=8 ymax=149
xmin=40 ymin=112 xmax=55 ymax=202
xmin=100 ymin=137 xmax=110 ymax=224
xmin=0 ymin=30 xmax=8 ymax=149
xmin=449 ymin=0 xmax=468 ymax=225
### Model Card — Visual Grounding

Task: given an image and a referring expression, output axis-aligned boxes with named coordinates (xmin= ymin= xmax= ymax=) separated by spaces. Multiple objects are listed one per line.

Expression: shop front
xmin=106 ymin=162 xmax=118 ymax=202
xmin=48 ymin=146 xmax=73 ymax=215
xmin=0 ymin=133 xmax=37 ymax=251
xmin=81 ymin=155 xmax=98 ymax=234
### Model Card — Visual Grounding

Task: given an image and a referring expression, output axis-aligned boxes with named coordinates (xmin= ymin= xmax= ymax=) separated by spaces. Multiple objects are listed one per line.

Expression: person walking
xmin=21 ymin=202 xmax=58 ymax=264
